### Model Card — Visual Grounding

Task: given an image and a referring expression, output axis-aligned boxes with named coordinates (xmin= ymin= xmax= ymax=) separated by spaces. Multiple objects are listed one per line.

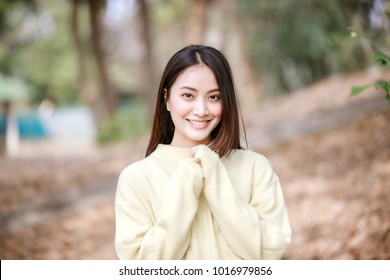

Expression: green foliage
xmin=152 ymin=0 xmax=187 ymax=27
xmin=350 ymin=84 xmax=374 ymax=96
xmin=14 ymin=30 xmax=79 ymax=104
xmin=96 ymin=116 xmax=122 ymax=145
xmin=350 ymin=49 xmax=390 ymax=103
xmin=0 ymin=0 xmax=81 ymax=106
xmin=374 ymin=49 xmax=390 ymax=66
xmin=96 ymin=99 xmax=149 ymax=145
xmin=236 ymin=0 xmax=386 ymax=97
xmin=0 ymin=0 xmax=36 ymax=34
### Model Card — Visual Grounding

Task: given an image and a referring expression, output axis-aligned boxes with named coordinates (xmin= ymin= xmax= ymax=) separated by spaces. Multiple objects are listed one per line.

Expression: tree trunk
xmin=2 ymin=102 xmax=19 ymax=158
xmin=70 ymin=0 xmax=104 ymax=124
xmin=137 ymin=0 xmax=157 ymax=114
xmin=88 ymin=0 xmax=116 ymax=117
xmin=232 ymin=0 xmax=261 ymax=107
xmin=186 ymin=0 xmax=212 ymax=44
xmin=235 ymin=22 xmax=261 ymax=107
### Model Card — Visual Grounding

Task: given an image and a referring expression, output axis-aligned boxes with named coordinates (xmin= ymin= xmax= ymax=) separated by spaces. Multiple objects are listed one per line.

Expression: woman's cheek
xmin=169 ymin=98 xmax=191 ymax=115
xmin=211 ymin=103 xmax=223 ymax=117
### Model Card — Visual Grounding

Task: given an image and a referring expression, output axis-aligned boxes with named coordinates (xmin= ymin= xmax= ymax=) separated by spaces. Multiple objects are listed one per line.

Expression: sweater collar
xmin=151 ymin=144 xmax=192 ymax=161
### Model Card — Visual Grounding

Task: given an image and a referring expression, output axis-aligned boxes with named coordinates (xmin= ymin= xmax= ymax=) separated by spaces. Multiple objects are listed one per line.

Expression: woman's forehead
xmin=172 ymin=65 xmax=218 ymax=89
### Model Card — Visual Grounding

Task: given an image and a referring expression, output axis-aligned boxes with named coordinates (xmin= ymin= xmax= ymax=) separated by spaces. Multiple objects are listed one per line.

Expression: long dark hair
xmin=145 ymin=45 xmax=246 ymax=157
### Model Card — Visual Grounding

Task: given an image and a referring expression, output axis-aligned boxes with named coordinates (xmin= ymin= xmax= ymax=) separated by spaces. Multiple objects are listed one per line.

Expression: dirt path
xmin=271 ymin=110 xmax=390 ymax=259
xmin=247 ymin=92 xmax=388 ymax=150
xmin=0 ymin=176 xmax=116 ymax=235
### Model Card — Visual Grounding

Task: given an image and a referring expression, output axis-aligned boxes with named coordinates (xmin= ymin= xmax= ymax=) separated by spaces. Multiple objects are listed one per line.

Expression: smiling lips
xmin=187 ymin=119 xmax=211 ymax=129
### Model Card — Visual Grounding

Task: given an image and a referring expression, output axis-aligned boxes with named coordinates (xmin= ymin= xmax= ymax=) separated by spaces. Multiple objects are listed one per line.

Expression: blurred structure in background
xmin=0 ymin=75 xmax=30 ymax=157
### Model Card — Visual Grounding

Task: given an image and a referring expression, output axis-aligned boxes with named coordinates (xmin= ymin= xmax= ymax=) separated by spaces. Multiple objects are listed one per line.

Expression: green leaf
xmin=373 ymin=80 xmax=390 ymax=104
xmin=374 ymin=80 xmax=390 ymax=93
xmin=374 ymin=80 xmax=390 ymax=103
xmin=350 ymin=84 xmax=373 ymax=96
xmin=374 ymin=50 xmax=390 ymax=66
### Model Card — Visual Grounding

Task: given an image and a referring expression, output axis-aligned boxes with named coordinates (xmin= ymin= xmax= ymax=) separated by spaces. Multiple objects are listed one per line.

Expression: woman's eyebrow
xmin=180 ymin=86 xmax=220 ymax=93
xmin=180 ymin=86 xmax=197 ymax=91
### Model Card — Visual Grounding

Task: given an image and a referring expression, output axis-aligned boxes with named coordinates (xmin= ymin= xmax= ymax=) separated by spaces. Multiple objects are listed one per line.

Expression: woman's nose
xmin=193 ymin=99 xmax=209 ymax=116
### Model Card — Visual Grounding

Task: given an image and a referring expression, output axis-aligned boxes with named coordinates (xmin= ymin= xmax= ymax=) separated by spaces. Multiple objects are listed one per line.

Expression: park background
xmin=0 ymin=0 xmax=389 ymax=259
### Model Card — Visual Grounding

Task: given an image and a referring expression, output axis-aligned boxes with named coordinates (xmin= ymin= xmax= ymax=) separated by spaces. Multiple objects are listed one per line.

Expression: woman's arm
xmin=115 ymin=158 xmax=203 ymax=259
xmin=194 ymin=145 xmax=292 ymax=259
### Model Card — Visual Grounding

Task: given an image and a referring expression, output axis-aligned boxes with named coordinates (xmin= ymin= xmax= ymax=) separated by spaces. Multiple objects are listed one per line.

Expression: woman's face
xmin=167 ymin=65 xmax=222 ymax=148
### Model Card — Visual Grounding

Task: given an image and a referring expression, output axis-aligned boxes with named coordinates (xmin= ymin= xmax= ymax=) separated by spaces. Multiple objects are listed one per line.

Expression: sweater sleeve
xmin=115 ymin=158 xmax=204 ymax=259
xmin=194 ymin=145 xmax=292 ymax=259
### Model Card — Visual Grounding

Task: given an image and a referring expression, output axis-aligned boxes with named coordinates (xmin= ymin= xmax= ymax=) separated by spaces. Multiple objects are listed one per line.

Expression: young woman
xmin=115 ymin=45 xmax=291 ymax=260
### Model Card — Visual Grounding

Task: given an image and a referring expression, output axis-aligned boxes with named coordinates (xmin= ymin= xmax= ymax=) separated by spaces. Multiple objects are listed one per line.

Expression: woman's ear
xmin=163 ymin=89 xmax=170 ymax=111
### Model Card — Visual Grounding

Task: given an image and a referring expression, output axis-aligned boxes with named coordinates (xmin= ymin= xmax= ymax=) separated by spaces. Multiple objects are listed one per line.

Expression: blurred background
xmin=0 ymin=0 xmax=389 ymax=259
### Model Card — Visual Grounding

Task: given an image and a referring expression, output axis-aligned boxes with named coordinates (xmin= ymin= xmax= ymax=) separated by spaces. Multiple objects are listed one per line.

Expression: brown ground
xmin=0 ymin=70 xmax=389 ymax=260
xmin=271 ymin=110 xmax=390 ymax=259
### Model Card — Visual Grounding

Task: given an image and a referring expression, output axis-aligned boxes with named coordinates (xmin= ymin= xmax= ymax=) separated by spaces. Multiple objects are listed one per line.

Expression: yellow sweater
xmin=115 ymin=144 xmax=291 ymax=260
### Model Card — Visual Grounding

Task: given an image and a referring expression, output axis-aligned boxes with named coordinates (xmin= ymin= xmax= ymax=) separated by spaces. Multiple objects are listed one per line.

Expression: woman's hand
xmin=190 ymin=142 xmax=215 ymax=158
xmin=190 ymin=145 xmax=202 ymax=158
xmin=191 ymin=145 xmax=220 ymax=168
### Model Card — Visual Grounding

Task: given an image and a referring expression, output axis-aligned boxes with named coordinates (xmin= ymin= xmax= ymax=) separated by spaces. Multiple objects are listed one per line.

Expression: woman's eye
xmin=182 ymin=93 xmax=193 ymax=98
xmin=209 ymin=95 xmax=220 ymax=101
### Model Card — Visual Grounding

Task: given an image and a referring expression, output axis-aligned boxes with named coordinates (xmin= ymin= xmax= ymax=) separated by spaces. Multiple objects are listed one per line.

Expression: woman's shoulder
xmin=228 ymin=149 xmax=277 ymax=183
xmin=119 ymin=156 xmax=155 ymax=179
xmin=228 ymin=148 xmax=271 ymax=166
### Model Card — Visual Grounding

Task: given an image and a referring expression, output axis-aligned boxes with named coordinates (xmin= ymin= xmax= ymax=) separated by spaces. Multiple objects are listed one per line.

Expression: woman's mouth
xmin=187 ymin=119 xmax=211 ymax=129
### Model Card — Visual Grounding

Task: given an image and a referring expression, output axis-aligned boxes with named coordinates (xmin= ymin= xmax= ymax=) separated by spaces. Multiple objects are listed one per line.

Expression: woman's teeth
xmin=188 ymin=120 xmax=209 ymax=127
